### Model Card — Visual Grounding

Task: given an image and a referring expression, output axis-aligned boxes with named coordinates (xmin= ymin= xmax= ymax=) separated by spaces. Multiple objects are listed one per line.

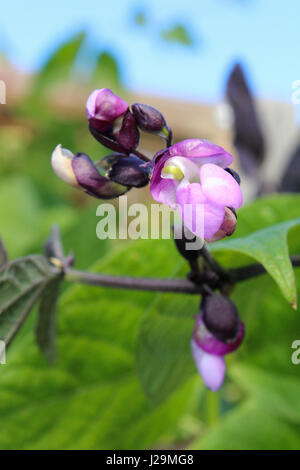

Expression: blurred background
xmin=1 ymin=0 xmax=300 ymax=259
xmin=1 ymin=0 xmax=300 ymax=450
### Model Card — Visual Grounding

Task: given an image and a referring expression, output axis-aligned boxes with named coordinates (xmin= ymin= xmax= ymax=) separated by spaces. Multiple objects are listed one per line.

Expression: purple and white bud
xmin=51 ymin=145 xmax=128 ymax=199
xmin=191 ymin=311 xmax=244 ymax=391
xmin=86 ymin=88 xmax=128 ymax=133
xmin=132 ymin=103 xmax=166 ymax=133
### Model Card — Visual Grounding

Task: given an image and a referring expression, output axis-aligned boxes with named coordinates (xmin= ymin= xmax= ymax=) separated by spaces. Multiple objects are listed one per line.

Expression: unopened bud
xmin=114 ymin=110 xmax=140 ymax=151
xmin=132 ymin=103 xmax=166 ymax=133
xmin=107 ymin=155 xmax=150 ymax=188
xmin=201 ymin=293 xmax=239 ymax=342
xmin=206 ymin=207 xmax=237 ymax=242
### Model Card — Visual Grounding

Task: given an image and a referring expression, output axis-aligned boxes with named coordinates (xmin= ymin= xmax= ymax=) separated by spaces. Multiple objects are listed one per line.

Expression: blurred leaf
xmin=0 ymin=175 xmax=76 ymax=257
xmin=134 ymin=10 xmax=148 ymax=26
xmin=0 ymin=239 xmax=7 ymax=266
xmin=136 ymin=291 xmax=196 ymax=405
xmin=226 ymin=63 xmax=265 ymax=176
xmin=36 ymin=275 xmax=63 ymax=363
xmin=0 ymin=239 xmax=197 ymax=449
xmin=92 ymin=52 xmax=120 ymax=92
xmin=193 ymin=401 xmax=300 ymax=450
xmin=232 ymin=364 xmax=300 ymax=424
xmin=34 ymin=32 xmax=86 ymax=92
xmin=160 ymin=24 xmax=194 ymax=46
xmin=279 ymin=142 xmax=300 ymax=192
xmin=0 ymin=255 xmax=59 ymax=345
xmin=212 ymin=217 xmax=300 ymax=306
xmin=62 ymin=204 xmax=109 ymax=269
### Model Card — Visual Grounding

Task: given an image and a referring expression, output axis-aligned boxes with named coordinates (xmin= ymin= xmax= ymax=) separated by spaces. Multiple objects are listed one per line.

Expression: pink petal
xmin=176 ymin=183 xmax=225 ymax=239
xmin=191 ymin=340 xmax=226 ymax=391
xmin=167 ymin=139 xmax=233 ymax=168
xmin=200 ymin=163 xmax=243 ymax=209
xmin=150 ymin=156 xmax=179 ymax=208
xmin=150 ymin=177 xmax=178 ymax=208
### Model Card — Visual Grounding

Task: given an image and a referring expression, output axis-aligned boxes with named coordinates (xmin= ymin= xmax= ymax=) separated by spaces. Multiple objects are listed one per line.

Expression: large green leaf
xmin=211 ymin=218 xmax=300 ymax=306
xmin=0 ymin=239 xmax=197 ymax=449
xmin=136 ymin=291 xmax=197 ymax=405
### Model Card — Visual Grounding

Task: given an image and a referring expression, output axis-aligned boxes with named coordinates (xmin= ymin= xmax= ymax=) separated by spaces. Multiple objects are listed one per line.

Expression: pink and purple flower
xmin=150 ymin=139 xmax=243 ymax=240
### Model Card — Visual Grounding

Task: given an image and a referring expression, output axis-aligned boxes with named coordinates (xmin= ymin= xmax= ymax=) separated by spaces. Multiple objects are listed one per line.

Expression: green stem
xmin=206 ymin=390 xmax=220 ymax=427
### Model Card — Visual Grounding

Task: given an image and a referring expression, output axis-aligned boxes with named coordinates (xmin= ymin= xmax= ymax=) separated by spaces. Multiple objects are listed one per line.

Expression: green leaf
xmin=92 ymin=52 xmax=120 ymax=92
xmin=0 ymin=239 xmax=7 ymax=267
xmin=231 ymin=364 xmax=300 ymax=424
xmin=36 ymin=275 xmax=63 ymax=363
xmin=211 ymin=218 xmax=300 ymax=306
xmin=0 ymin=255 xmax=60 ymax=345
xmin=0 ymin=239 xmax=196 ymax=449
xmin=160 ymin=24 xmax=194 ymax=46
xmin=136 ymin=292 xmax=197 ymax=405
xmin=193 ymin=400 xmax=300 ymax=450
xmin=35 ymin=32 xmax=86 ymax=92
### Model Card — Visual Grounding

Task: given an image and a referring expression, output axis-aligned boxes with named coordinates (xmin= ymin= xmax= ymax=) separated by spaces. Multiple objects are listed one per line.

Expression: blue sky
xmin=1 ymin=0 xmax=299 ymax=104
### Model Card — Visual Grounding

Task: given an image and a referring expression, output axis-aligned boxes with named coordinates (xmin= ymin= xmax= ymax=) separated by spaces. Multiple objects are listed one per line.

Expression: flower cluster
xmin=51 ymin=88 xmax=244 ymax=391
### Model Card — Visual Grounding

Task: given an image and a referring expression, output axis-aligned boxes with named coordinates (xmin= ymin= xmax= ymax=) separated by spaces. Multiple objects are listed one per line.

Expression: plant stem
xmin=205 ymin=390 xmax=220 ymax=427
xmin=200 ymin=244 xmax=229 ymax=280
xmin=65 ymin=268 xmax=203 ymax=294
xmin=64 ymin=256 xmax=300 ymax=295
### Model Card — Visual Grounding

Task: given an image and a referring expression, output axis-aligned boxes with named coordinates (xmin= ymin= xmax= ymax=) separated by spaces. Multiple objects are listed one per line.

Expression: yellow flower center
xmin=162 ymin=165 xmax=184 ymax=180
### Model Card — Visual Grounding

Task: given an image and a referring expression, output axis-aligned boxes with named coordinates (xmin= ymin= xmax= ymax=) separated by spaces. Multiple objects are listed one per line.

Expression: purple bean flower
xmin=150 ymin=139 xmax=243 ymax=240
xmin=86 ymin=88 xmax=128 ymax=133
xmin=51 ymin=145 xmax=128 ymax=199
xmin=191 ymin=314 xmax=244 ymax=391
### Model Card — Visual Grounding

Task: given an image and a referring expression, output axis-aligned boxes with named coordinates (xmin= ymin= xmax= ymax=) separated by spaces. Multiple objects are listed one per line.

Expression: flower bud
xmin=86 ymin=88 xmax=128 ymax=133
xmin=191 ymin=313 xmax=244 ymax=391
xmin=206 ymin=207 xmax=237 ymax=242
xmin=107 ymin=155 xmax=150 ymax=188
xmin=51 ymin=145 xmax=128 ymax=199
xmin=132 ymin=103 xmax=166 ymax=133
xmin=114 ymin=110 xmax=140 ymax=151
xmin=201 ymin=293 xmax=239 ymax=343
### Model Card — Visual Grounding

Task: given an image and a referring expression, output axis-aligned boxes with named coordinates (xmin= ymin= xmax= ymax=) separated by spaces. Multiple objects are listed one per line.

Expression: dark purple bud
xmin=88 ymin=123 xmax=127 ymax=153
xmin=225 ymin=167 xmax=241 ymax=185
xmin=107 ymin=155 xmax=150 ymax=188
xmin=201 ymin=293 xmax=239 ymax=343
xmin=132 ymin=103 xmax=166 ymax=133
xmin=71 ymin=152 xmax=128 ymax=199
xmin=114 ymin=110 xmax=140 ymax=151
xmin=96 ymin=153 xmax=127 ymax=171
